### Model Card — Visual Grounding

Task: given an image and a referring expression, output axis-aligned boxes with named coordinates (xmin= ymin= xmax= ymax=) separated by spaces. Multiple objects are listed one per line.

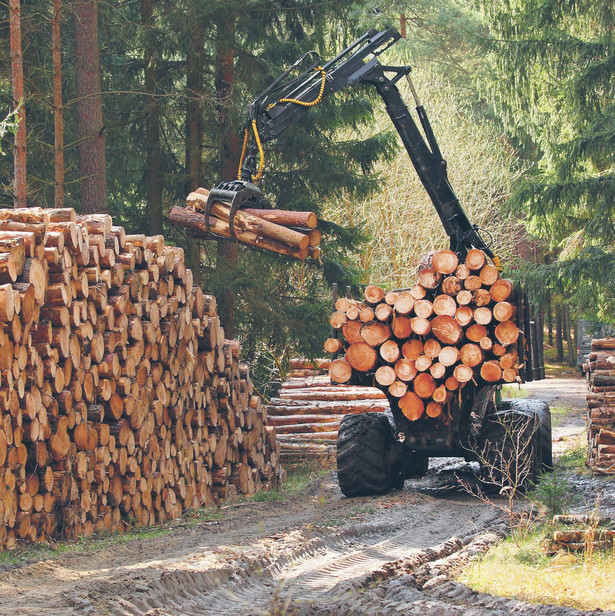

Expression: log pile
xmin=0 ymin=207 xmax=284 ymax=548
xmin=552 ymin=514 xmax=614 ymax=553
xmin=265 ymin=359 xmax=387 ymax=466
xmin=585 ymin=338 xmax=615 ymax=474
xmin=169 ymin=187 xmax=320 ymax=261
xmin=327 ymin=249 xmax=521 ymax=422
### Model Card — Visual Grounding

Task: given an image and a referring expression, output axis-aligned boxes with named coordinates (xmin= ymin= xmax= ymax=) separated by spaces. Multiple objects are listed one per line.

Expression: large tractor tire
xmin=500 ymin=399 xmax=553 ymax=473
xmin=479 ymin=399 xmax=552 ymax=491
xmin=336 ymin=413 xmax=398 ymax=497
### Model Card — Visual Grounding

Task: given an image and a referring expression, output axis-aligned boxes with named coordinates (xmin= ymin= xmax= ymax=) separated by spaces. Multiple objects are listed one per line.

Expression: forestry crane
xmin=206 ymin=28 xmax=551 ymax=496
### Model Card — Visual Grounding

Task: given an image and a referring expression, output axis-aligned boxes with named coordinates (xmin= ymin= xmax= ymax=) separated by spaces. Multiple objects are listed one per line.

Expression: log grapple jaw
xmin=204 ymin=180 xmax=271 ymax=239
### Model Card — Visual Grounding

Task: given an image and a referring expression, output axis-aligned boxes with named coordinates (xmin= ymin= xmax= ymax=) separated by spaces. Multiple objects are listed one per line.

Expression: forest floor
xmin=0 ymin=374 xmax=613 ymax=616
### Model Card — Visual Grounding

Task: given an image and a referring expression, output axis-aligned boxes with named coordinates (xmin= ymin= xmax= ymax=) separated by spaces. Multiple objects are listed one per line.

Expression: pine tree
xmin=479 ymin=0 xmax=615 ymax=321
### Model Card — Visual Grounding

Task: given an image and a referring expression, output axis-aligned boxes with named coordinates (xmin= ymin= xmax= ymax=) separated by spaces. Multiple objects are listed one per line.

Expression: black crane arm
xmin=215 ymin=28 xmax=500 ymax=265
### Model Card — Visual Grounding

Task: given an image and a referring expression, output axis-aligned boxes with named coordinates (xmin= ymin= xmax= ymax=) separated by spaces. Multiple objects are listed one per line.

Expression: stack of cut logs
xmin=327 ymin=249 xmax=520 ymax=422
xmin=585 ymin=338 xmax=615 ymax=474
xmin=265 ymin=359 xmax=387 ymax=466
xmin=169 ymin=187 xmax=320 ymax=261
xmin=0 ymin=207 xmax=284 ymax=548
xmin=552 ymin=514 xmax=614 ymax=552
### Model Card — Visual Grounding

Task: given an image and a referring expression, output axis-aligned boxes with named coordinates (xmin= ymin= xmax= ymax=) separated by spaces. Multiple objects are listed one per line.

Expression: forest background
xmin=1 ymin=0 xmax=613 ymax=395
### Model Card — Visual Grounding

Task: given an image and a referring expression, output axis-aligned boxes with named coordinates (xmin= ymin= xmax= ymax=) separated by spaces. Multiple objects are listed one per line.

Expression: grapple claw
xmin=205 ymin=180 xmax=271 ymax=239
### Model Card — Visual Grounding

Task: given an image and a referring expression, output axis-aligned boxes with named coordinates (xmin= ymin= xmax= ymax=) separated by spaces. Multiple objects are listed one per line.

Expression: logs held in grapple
xmin=169 ymin=187 xmax=320 ymax=261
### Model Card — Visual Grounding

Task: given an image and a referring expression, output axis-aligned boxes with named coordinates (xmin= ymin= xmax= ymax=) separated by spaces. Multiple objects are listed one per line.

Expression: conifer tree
xmin=479 ymin=0 xmax=615 ymax=320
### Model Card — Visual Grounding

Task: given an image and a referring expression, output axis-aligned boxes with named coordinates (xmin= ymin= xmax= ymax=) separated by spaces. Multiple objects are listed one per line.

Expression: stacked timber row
xmin=585 ymin=338 xmax=615 ymax=473
xmin=265 ymin=359 xmax=387 ymax=466
xmin=0 ymin=207 xmax=284 ymax=549
xmin=169 ymin=187 xmax=321 ymax=261
xmin=552 ymin=515 xmax=614 ymax=552
xmin=327 ymin=249 xmax=520 ymax=422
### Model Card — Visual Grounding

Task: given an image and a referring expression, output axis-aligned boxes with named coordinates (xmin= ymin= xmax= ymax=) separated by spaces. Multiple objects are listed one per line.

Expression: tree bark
xmin=546 ymin=292 xmax=553 ymax=346
xmin=73 ymin=0 xmax=107 ymax=213
xmin=9 ymin=0 xmax=26 ymax=208
xmin=214 ymin=14 xmax=239 ymax=337
xmin=555 ymin=303 xmax=564 ymax=362
xmin=142 ymin=0 xmax=162 ymax=235
xmin=564 ymin=304 xmax=575 ymax=367
xmin=184 ymin=12 xmax=204 ymax=286
xmin=53 ymin=0 xmax=64 ymax=207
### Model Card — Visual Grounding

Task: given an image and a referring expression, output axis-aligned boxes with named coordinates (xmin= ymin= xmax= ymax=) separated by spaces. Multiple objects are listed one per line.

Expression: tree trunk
xmin=184 ymin=15 xmax=204 ymax=286
xmin=214 ymin=15 xmax=239 ymax=338
xmin=73 ymin=0 xmax=107 ymax=214
xmin=142 ymin=0 xmax=162 ymax=235
xmin=53 ymin=0 xmax=64 ymax=207
xmin=9 ymin=0 xmax=26 ymax=208
xmin=546 ymin=292 xmax=553 ymax=346
xmin=555 ymin=303 xmax=564 ymax=363
xmin=564 ymin=305 xmax=575 ymax=367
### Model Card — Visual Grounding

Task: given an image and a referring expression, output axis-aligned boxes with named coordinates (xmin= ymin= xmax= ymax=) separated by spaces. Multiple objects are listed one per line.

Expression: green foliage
xmin=0 ymin=103 xmax=21 ymax=157
xmin=529 ymin=469 xmax=581 ymax=518
xmin=478 ymin=0 xmax=615 ymax=322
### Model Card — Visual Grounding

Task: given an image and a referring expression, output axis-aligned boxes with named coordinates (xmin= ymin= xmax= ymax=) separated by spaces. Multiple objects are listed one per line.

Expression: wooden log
xmin=426 ymin=401 xmax=443 ymax=418
xmin=490 ymin=279 xmax=514 ymax=302
xmin=454 ymin=364 xmax=474 ymax=383
xmin=441 ymin=276 xmax=462 ymax=296
xmin=480 ymin=361 xmax=503 ymax=383
xmin=241 ymin=208 xmax=317 ymax=229
xmin=379 ymin=339 xmax=400 ymax=363
xmin=430 ymin=315 xmax=462 ymax=345
xmin=415 ymin=355 xmax=433 ymax=372
xmin=495 ymin=320 xmax=520 ymax=345
xmin=342 ymin=320 xmax=363 ymax=344
xmin=465 ymin=249 xmax=485 ymax=270
xmin=399 ymin=391 xmax=424 ymax=421
xmin=324 ymin=338 xmax=344 ymax=354
xmin=401 ymin=339 xmax=423 ymax=361
xmin=433 ymin=294 xmax=456 ymax=317
xmin=208 ymin=200 xmax=309 ymax=249
xmin=479 ymin=264 xmax=499 ymax=286
xmin=439 ymin=345 xmax=459 ymax=367
xmin=375 ymin=365 xmax=396 ymax=386
xmin=393 ymin=315 xmax=414 ymax=338
xmin=417 ymin=268 xmax=442 ymax=290
xmin=346 ymin=343 xmax=377 ymax=372
xmin=431 ymin=249 xmax=459 ymax=275
xmin=413 ymin=373 xmax=436 ymax=399
xmin=388 ymin=380 xmax=408 ymax=398
xmin=395 ymin=358 xmax=417 ymax=382
xmin=460 ymin=343 xmax=483 ymax=367
xmin=410 ymin=317 xmax=431 ymax=336
xmin=423 ymin=338 xmax=442 ymax=358
xmin=394 ymin=292 xmax=414 ymax=315
xmin=364 ymin=285 xmax=385 ymax=304
xmin=473 ymin=307 xmax=493 ymax=325
xmin=414 ymin=299 xmax=434 ymax=319
xmin=455 ymin=305 xmax=473 ymax=327
xmin=360 ymin=321 xmax=391 ymax=347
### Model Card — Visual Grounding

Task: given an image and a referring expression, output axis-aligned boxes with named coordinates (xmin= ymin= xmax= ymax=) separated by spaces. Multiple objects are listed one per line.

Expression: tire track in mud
xmin=93 ymin=502 xmax=497 ymax=616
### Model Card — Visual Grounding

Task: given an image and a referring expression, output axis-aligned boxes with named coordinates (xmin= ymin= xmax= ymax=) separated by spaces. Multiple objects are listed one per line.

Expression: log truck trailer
xmin=205 ymin=28 xmax=552 ymax=496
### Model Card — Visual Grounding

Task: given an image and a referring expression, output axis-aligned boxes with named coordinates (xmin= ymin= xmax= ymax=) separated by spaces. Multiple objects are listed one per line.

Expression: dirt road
xmin=0 ymin=376 xmax=610 ymax=616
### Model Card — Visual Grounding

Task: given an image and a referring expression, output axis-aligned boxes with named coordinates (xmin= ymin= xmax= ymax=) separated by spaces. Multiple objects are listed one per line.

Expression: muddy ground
xmin=0 ymin=375 xmax=613 ymax=616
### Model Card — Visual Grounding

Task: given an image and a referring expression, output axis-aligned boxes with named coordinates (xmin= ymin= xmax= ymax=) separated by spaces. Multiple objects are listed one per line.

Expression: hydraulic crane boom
xmin=209 ymin=28 xmax=500 ymax=266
